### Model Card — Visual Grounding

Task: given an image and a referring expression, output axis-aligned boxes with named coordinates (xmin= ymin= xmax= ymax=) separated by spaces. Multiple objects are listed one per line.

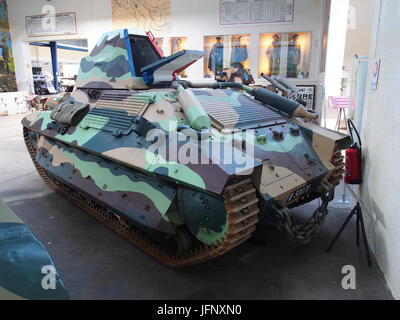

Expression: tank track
xmin=328 ymin=145 xmax=346 ymax=187
xmin=23 ymin=127 xmax=259 ymax=268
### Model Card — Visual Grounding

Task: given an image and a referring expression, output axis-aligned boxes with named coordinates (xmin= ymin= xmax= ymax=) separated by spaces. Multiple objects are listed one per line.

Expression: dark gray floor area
xmin=0 ymin=114 xmax=393 ymax=300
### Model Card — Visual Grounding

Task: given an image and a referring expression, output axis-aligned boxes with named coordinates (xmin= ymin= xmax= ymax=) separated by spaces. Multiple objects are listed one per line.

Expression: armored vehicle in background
xmin=0 ymin=200 xmax=68 ymax=299
xmin=22 ymin=30 xmax=351 ymax=267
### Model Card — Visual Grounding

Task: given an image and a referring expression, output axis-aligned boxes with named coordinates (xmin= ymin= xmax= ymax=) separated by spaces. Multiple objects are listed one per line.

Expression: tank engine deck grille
xmin=95 ymin=91 xmax=151 ymax=116
xmin=195 ymin=92 xmax=286 ymax=130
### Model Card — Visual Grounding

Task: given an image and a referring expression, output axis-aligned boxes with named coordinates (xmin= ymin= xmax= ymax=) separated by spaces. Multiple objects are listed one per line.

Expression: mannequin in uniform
xmin=287 ymin=34 xmax=301 ymax=78
xmin=266 ymin=34 xmax=281 ymax=76
xmin=230 ymin=36 xmax=248 ymax=67
xmin=208 ymin=36 xmax=224 ymax=76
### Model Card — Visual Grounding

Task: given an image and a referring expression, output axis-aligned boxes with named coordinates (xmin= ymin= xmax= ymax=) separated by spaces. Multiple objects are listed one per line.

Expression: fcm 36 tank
xmin=22 ymin=30 xmax=352 ymax=267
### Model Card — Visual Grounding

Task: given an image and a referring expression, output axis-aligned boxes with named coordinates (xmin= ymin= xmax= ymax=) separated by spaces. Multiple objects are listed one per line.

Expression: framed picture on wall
xmin=259 ymin=31 xmax=312 ymax=79
xmin=203 ymin=34 xmax=250 ymax=78
xmin=296 ymin=85 xmax=316 ymax=110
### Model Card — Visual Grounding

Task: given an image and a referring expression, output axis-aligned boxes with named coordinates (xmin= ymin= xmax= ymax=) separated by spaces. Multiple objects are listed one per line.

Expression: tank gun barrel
xmin=274 ymin=75 xmax=298 ymax=93
xmin=260 ymin=73 xmax=289 ymax=93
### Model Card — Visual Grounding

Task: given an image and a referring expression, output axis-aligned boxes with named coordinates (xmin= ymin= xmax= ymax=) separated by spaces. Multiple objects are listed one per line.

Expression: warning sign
xmin=371 ymin=59 xmax=381 ymax=90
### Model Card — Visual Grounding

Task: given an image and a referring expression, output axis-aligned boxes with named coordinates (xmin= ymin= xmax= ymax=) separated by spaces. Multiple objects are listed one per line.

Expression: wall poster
xmin=0 ymin=0 xmax=17 ymax=92
xmin=296 ymin=85 xmax=315 ymax=109
xmin=220 ymin=0 xmax=294 ymax=26
xmin=204 ymin=34 xmax=250 ymax=78
xmin=26 ymin=12 xmax=77 ymax=37
xmin=259 ymin=31 xmax=311 ymax=79
xmin=112 ymin=0 xmax=171 ymax=35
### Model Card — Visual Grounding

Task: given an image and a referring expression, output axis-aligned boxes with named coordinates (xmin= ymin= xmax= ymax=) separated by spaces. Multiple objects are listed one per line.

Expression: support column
xmin=49 ymin=41 xmax=58 ymax=92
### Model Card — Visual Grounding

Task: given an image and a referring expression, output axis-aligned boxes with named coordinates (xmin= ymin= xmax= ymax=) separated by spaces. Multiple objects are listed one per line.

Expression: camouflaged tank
xmin=21 ymin=30 xmax=352 ymax=267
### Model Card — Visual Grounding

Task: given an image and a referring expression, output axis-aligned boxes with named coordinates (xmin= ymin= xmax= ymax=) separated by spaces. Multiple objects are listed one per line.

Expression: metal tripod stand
xmin=326 ymin=202 xmax=372 ymax=267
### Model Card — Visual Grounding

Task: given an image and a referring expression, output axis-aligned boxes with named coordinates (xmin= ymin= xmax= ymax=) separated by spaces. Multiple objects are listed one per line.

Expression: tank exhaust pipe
xmin=172 ymin=82 xmax=211 ymax=131
xmin=250 ymin=85 xmax=317 ymax=119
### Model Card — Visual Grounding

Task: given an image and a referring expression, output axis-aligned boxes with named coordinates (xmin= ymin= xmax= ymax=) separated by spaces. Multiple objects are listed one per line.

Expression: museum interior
xmin=0 ymin=0 xmax=398 ymax=301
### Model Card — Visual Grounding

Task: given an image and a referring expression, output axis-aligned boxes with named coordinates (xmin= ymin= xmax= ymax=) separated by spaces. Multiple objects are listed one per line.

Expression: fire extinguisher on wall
xmin=345 ymin=119 xmax=362 ymax=185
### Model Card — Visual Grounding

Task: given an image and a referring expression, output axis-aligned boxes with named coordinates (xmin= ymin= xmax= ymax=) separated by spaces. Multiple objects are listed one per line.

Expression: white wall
xmin=324 ymin=0 xmax=349 ymax=98
xmin=7 ymin=0 xmax=327 ymax=99
xmin=357 ymin=0 xmax=400 ymax=299
xmin=7 ymin=0 xmax=112 ymax=93
xmin=343 ymin=0 xmax=374 ymax=71
xmin=323 ymin=0 xmax=374 ymax=129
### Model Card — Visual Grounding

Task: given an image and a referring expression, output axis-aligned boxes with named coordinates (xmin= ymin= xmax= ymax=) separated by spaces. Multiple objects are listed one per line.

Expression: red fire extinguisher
xmin=345 ymin=119 xmax=362 ymax=185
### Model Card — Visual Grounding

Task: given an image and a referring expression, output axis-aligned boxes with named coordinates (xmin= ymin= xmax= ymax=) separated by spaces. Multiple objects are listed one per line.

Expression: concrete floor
xmin=0 ymin=113 xmax=393 ymax=300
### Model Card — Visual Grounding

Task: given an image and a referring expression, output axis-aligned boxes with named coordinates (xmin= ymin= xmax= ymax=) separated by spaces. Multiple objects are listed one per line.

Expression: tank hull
xmin=20 ymin=29 xmax=352 ymax=266
xmin=23 ymin=126 xmax=259 ymax=267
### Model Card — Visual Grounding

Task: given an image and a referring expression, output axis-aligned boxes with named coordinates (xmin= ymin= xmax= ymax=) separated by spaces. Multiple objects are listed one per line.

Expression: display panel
xmin=297 ymin=85 xmax=315 ymax=109
xmin=259 ymin=32 xmax=311 ymax=79
xmin=26 ymin=12 xmax=77 ymax=37
xmin=220 ymin=0 xmax=294 ymax=26
xmin=204 ymin=34 xmax=250 ymax=78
